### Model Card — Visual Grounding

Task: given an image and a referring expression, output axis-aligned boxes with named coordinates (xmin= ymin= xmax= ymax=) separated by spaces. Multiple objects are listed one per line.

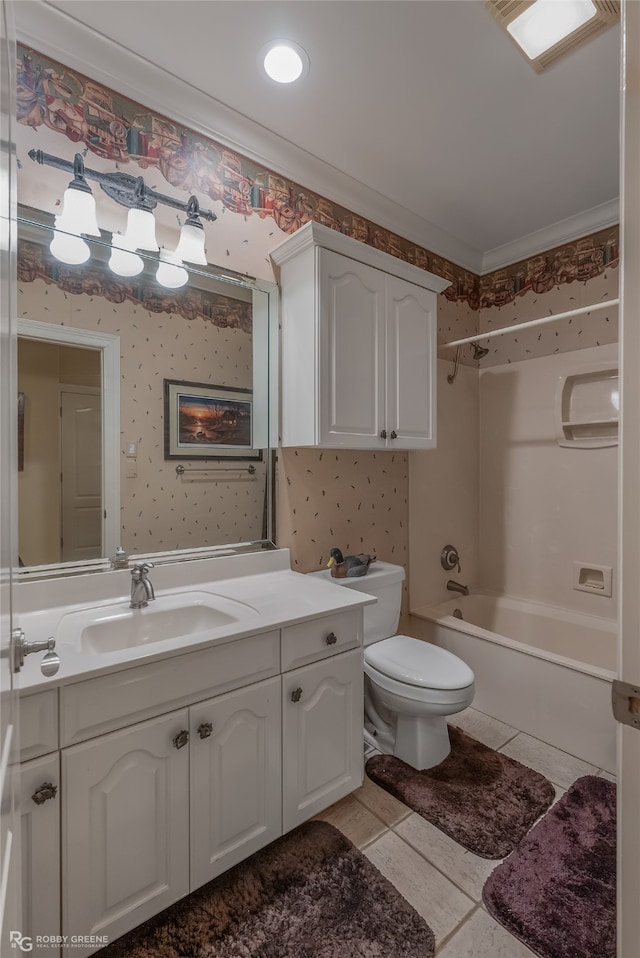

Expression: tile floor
xmin=315 ymin=706 xmax=615 ymax=957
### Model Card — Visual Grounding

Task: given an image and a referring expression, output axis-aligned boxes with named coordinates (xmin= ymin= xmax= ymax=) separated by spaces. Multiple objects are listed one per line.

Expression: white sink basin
xmin=57 ymin=591 xmax=259 ymax=654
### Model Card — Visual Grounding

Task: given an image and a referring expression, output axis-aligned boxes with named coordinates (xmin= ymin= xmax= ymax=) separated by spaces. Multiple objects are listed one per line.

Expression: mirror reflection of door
xmin=60 ymin=388 xmax=102 ymax=562
xmin=17 ymin=339 xmax=102 ymax=566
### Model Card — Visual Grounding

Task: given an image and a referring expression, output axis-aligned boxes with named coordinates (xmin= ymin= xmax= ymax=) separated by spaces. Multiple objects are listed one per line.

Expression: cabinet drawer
xmin=20 ymin=689 xmax=58 ymax=761
xmin=61 ymin=631 xmax=280 ymax=746
xmin=281 ymin=610 xmax=361 ymax=671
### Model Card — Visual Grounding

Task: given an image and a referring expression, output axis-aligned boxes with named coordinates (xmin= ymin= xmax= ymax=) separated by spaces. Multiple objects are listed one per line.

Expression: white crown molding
xmin=16 ymin=1 xmax=484 ymax=274
xmin=480 ymin=198 xmax=620 ymax=274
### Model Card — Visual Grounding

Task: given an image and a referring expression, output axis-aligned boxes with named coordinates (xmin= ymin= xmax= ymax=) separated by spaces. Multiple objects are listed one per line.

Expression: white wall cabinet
xmin=271 ymin=220 xmax=449 ymax=449
xmin=20 ymin=608 xmax=364 ymax=956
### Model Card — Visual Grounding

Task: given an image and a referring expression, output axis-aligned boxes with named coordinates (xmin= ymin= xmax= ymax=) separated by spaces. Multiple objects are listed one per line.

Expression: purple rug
xmin=366 ymin=725 xmax=555 ymax=858
xmin=96 ymin=820 xmax=435 ymax=957
xmin=483 ymin=775 xmax=616 ymax=958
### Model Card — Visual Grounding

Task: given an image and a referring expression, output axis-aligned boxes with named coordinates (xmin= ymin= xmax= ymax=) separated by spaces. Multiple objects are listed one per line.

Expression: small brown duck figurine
xmin=327 ymin=547 xmax=376 ymax=578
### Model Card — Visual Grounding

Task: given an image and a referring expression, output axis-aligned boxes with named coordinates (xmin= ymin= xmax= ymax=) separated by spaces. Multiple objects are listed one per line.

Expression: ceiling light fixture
xmin=486 ymin=0 xmax=619 ymax=72
xmin=29 ymin=149 xmax=218 ymax=283
xmin=261 ymin=39 xmax=309 ymax=84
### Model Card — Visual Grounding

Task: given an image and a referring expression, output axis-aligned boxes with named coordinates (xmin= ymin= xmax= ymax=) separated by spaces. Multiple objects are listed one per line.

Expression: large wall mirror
xmin=16 ymin=211 xmax=276 ymax=576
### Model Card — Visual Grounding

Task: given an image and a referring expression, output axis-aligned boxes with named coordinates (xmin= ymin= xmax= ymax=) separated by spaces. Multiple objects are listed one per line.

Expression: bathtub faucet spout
xmin=446 ymin=579 xmax=469 ymax=597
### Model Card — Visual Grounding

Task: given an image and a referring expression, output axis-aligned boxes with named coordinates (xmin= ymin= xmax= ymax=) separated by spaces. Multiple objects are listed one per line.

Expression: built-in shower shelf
xmin=556 ymin=365 xmax=618 ymax=448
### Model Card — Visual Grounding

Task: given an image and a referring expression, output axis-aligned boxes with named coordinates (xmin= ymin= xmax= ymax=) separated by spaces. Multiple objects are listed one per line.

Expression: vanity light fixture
xmin=261 ymin=39 xmax=309 ymax=84
xmin=29 ymin=149 xmax=217 ymax=282
xmin=486 ymin=0 xmax=619 ymax=72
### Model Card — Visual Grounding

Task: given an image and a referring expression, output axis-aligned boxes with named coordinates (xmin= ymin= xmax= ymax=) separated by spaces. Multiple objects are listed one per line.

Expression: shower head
xmin=471 ymin=342 xmax=489 ymax=360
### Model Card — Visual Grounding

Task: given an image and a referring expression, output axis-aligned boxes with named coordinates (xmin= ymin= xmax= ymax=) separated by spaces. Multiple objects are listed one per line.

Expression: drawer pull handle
xmin=390 ymin=430 xmax=398 ymax=440
xmin=32 ymin=782 xmax=57 ymax=806
xmin=291 ymin=687 xmax=303 ymax=703
xmin=380 ymin=429 xmax=387 ymax=439
xmin=172 ymin=730 xmax=190 ymax=750
xmin=326 ymin=632 xmax=338 ymax=645
xmin=197 ymin=722 xmax=214 ymax=740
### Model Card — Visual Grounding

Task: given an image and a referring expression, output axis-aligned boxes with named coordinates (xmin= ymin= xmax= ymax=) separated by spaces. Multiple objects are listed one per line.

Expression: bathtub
xmin=410 ymin=592 xmax=617 ymax=774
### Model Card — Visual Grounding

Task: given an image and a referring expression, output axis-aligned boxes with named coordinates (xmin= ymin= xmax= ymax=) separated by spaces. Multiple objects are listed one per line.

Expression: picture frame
xmin=163 ymin=379 xmax=262 ymax=461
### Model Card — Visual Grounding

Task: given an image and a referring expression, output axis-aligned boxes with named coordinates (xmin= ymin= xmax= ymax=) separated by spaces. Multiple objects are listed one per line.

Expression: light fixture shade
xmin=507 ymin=0 xmax=597 ymax=60
xmin=156 ymin=249 xmax=189 ymax=289
xmin=108 ymin=233 xmax=145 ymax=277
xmin=58 ymin=185 xmax=101 ymax=237
xmin=123 ymin=207 xmax=159 ymax=251
xmin=173 ymin=222 xmax=207 ymax=265
xmin=49 ymin=221 xmax=91 ymax=265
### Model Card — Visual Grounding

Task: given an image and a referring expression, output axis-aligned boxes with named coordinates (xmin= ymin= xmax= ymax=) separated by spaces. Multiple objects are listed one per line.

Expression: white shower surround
xmin=412 ymin=591 xmax=617 ymax=774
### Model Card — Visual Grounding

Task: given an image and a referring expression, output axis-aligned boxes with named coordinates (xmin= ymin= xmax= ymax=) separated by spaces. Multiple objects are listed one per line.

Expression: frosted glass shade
xmin=123 ymin=207 xmax=159 ymax=251
xmin=507 ymin=0 xmax=596 ymax=59
xmin=108 ymin=234 xmax=144 ymax=277
xmin=156 ymin=249 xmax=189 ymax=289
xmin=173 ymin=222 xmax=207 ymax=265
xmin=49 ymin=224 xmax=91 ymax=265
xmin=57 ymin=186 xmax=101 ymax=237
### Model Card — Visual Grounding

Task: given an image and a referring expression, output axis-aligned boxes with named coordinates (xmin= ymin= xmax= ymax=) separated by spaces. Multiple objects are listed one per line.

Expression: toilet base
xmin=394 ymin=713 xmax=451 ymax=769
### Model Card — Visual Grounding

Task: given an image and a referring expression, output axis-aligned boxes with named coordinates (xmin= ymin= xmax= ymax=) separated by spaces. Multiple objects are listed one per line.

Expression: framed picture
xmin=163 ymin=379 xmax=262 ymax=461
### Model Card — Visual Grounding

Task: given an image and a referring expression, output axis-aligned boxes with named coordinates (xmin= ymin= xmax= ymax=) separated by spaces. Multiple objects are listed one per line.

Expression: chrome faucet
xmin=130 ymin=562 xmax=155 ymax=609
xmin=446 ymin=579 xmax=469 ymax=597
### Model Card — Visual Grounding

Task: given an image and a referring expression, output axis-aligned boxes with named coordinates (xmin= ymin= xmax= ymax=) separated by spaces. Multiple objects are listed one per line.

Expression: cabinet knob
xmin=291 ymin=687 xmax=303 ymax=703
xmin=390 ymin=430 xmax=398 ymax=440
xmin=325 ymin=631 xmax=338 ymax=646
xmin=172 ymin=729 xmax=190 ymax=750
xmin=380 ymin=429 xmax=387 ymax=439
xmin=197 ymin=722 xmax=214 ymax=740
xmin=31 ymin=782 xmax=57 ymax=806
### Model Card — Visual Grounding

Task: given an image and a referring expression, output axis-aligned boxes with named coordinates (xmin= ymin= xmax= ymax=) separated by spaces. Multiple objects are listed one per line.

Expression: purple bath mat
xmin=365 ymin=725 xmax=555 ymax=858
xmin=483 ymin=775 xmax=616 ymax=958
xmin=96 ymin=820 xmax=435 ymax=958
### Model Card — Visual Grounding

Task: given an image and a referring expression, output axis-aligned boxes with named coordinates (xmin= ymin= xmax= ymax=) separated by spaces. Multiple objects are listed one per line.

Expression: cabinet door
xmin=20 ymin=753 xmax=60 ymax=958
xmin=62 ymin=709 xmax=189 ymax=954
xmin=385 ymin=275 xmax=437 ymax=449
xmin=318 ymin=248 xmax=386 ymax=447
xmin=283 ymin=648 xmax=363 ymax=831
xmin=190 ymin=677 xmax=282 ymax=889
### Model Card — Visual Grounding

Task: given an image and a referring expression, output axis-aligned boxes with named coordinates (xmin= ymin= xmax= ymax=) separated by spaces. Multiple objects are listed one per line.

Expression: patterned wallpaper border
xmin=17 ymin=240 xmax=252 ymax=331
xmin=16 ymin=45 xmax=620 ymax=314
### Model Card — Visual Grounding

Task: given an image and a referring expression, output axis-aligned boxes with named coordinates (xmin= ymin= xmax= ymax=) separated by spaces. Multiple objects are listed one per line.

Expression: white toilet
xmin=311 ymin=560 xmax=475 ymax=769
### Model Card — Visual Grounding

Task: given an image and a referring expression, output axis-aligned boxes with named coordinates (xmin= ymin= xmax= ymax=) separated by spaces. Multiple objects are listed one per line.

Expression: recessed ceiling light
xmin=261 ymin=40 xmax=309 ymax=84
xmin=486 ymin=0 xmax=619 ymax=73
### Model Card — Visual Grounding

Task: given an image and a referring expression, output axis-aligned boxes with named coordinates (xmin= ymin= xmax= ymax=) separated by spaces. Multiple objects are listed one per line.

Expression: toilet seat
xmin=364 ymin=634 xmax=474 ymax=690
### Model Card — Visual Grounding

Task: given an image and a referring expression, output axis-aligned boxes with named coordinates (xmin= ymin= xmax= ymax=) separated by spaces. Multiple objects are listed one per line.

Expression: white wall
xmin=408 ymin=358 xmax=479 ymax=611
xmin=479 ymin=343 xmax=618 ymax=619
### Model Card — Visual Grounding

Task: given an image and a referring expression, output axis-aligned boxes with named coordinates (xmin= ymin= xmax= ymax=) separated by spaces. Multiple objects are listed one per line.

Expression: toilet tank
xmin=308 ymin=560 xmax=405 ymax=645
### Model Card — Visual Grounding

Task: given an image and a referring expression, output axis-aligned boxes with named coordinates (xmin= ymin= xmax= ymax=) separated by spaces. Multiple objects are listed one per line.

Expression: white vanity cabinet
xmin=189 ymin=676 xmax=282 ymax=889
xmin=282 ymin=648 xmax=363 ymax=831
xmin=270 ymin=220 xmax=450 ymax=450
xmin=18 ymin=597 xmax=365 ymax=957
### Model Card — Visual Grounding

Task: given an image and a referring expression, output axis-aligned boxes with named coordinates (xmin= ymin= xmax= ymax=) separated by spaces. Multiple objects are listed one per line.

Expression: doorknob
xmin=291 ymin=687 xmax=303 ymax=703
xmin=390 ymin=430 xmax=398 ymax=440
xmin=380 ymin=429 xmax=387 ymax=439
xmin=197 ymin=722 xmax=214 ymax=739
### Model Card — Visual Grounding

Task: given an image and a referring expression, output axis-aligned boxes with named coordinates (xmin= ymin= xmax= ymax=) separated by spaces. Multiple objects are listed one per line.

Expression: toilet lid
xmin=364 ymin=635 xmax=474 ymax=690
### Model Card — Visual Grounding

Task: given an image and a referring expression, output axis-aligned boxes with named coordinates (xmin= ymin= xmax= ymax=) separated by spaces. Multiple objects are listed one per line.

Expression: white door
xmin=60 ymin=390 xmax=102 ymax=562
xmin=62 ymin=711 xmax=190 ymax=956
xmin=618 ymin=2 xmax=640 ymax=953
xmin=19 ymin=754 xmax=60 ymax=958
xmin=318 ymin=248 xmax=386 ymax=447
xmin=0 ymin=1 xmax=21 ymax=952
xmin=282 ymin=648 xmax=363 ymax=831
xmin=190 ymin=677 xmax=281 ymax=889
xmin=386 ymin=275 xmax=437 ymax=449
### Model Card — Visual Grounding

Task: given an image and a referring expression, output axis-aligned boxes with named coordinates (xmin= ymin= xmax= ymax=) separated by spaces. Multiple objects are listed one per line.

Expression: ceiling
xmin=17 ymin=0 xmax=621 ymax=271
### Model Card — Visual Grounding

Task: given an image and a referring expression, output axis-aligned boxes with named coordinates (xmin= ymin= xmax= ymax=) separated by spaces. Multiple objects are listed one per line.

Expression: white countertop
xmin=16 ymin=551 xmax=376 ymax=692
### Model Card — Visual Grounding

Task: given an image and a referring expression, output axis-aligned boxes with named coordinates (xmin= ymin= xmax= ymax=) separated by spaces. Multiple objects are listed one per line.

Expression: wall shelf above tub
xmin=555 ymin=363 xmax=619 ymax=448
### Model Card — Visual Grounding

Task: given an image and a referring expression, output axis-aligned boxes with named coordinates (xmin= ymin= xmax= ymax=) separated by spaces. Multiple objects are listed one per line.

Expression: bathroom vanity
xmin=15 ymin=550 xmax=373 ymax=957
